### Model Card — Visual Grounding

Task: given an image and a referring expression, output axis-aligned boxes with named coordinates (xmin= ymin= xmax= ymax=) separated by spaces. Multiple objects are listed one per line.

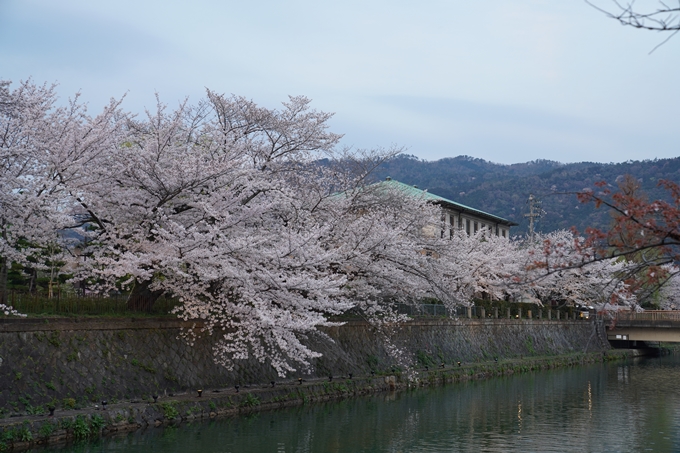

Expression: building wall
xmin=443 ymin=209 xmax=509 ymax=238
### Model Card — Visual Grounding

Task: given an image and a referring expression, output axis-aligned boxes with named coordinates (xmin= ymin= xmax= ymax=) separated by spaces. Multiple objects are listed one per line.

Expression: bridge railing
xmin=614 ymin=310 xmax=680 ymax=327
xmin=616 ymin=311 xmax=680 ymax=322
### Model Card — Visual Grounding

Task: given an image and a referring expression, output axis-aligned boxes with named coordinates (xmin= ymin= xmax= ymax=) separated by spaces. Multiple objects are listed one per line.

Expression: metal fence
xmin=4 ymin=291 xmax=179 ymax=316
xmin=396 ymin=304 xmax=468 ymax=317
xmin=4 ymin=291 xmax=590 ymax=320
xmin=397 ymin=303 xmax=589 ymax=320
xmin=397 ymin=304 xmax=493 ymax=318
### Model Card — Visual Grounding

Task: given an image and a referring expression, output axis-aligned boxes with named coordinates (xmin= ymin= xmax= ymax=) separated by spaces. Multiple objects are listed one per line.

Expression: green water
xmin=38 ymin=355 xmax=680 ymax=452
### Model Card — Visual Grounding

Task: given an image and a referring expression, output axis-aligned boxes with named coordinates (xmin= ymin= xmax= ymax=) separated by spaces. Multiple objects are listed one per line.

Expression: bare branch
xmin=587 ymin=0 xmax=680 ymax=51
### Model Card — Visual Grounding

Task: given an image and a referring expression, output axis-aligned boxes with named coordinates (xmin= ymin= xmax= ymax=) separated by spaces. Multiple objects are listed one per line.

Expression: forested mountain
xmin=373 ymin=155 xmax=680 ymax=237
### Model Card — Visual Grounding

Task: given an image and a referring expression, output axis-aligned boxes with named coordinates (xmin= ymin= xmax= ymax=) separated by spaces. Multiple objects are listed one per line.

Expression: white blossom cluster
xmin=522 ymin=230 xmax=639 ymax=310
xmin=0 ymin=303 xmax=25 ymax=317
xmin=656 ymin=265 xmax=680 ymax=310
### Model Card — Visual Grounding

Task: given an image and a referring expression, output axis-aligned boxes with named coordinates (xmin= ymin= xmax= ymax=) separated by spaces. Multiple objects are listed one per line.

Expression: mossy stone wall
xmin=0 ymin=317 xmax=606 ymax=415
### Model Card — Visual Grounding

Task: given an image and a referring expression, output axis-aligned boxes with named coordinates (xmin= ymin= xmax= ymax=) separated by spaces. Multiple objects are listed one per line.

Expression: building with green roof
xmin=375 ymin=177 xmax=517 ymax=238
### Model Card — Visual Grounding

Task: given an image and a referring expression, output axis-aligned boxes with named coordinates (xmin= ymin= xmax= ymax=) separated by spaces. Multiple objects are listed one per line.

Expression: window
xmin=466 ymin=219 xmax=471 ymax=235
xmin=474 ymin=222 xmax=478 ymax=233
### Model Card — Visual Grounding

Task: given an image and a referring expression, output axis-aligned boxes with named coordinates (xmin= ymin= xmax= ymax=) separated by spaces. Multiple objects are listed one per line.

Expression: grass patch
xmin=415 ymin=350 xmax=436 ymax=368
xmin=161 ymin=401 xmax=179 ymax=420
xmin=239 ymin=393 xmax=260 ymax=408
xmin=130 ymin=358 xmax=156 ymax=373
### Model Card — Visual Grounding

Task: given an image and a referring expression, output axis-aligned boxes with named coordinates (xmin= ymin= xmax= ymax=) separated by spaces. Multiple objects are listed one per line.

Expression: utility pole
xmin=524 ymin=194 xmax=542 ymax=242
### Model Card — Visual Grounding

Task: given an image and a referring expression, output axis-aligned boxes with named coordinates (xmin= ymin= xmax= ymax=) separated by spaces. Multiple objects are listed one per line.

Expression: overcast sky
xmin=1 ymin=0 xmax=678 ymax=164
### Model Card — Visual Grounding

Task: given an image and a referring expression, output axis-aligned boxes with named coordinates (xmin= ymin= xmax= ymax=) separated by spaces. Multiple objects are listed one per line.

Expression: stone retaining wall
xmin=1 ymin=348 xmax=633 ymax=452
xmin=0 ymin=317 xmax=607 ymax=415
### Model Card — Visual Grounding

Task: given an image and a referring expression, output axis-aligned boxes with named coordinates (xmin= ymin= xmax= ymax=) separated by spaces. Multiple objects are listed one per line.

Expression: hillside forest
xmin=373 ymin=154 xmax=680 ymax=236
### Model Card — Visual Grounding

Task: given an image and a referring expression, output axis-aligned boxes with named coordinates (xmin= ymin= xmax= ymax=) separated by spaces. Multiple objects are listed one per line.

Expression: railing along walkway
xmin=614 ymin=310 xmax=680 ymax=328
xmin=399 ymin=304 xmax=588 ymax=321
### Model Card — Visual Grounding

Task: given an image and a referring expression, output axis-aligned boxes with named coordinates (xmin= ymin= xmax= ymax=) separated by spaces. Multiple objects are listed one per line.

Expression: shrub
xmin=62 ymin=398 xmax=77 ymax=410
xmin=72 ymin=415 xmax=90 ymax=440
xmin=17 ymin=425 xmax=32 ymax=442
xmin=161 ymin=401 xmax=179 ymax=420
xmin=240 ymin=393 xmax=260 ymax=408
xmin=90 ymin=414 xmax=106 ymax=431
xmin=38 ymin=422 xmax=55 ymax=439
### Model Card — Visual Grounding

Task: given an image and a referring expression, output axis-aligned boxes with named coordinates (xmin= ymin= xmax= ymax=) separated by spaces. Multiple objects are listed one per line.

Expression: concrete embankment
xmin=0 ymin=316 xmax=616 ymax=450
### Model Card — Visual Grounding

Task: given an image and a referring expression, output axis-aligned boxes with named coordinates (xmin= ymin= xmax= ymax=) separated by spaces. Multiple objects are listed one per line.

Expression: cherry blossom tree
xmin=2 ymin=80 xmax=469 ymax=374
xmin=0 ymin=79 xmax=125 ymax=304
xmin=656 ymin=265 xmax=680 ymax=309
xmin=524 ymin=171 xmax=680 ymax=309
xmin=0 ymin=80 xmax=55 ymax=303
xmin=522 ymin=229 xmax=638 ymax=309
xmin=573 ymin=175 xmax=680 ymax=303
xmin=38 ymin=89 xmax=465 ymax=375
xmin=434 ymin=229 xmax=524 ymax=306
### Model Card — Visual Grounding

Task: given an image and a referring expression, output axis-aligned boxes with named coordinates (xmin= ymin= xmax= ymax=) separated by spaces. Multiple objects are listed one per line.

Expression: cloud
xmin=2 ymin=1 xmax=678 ymax=165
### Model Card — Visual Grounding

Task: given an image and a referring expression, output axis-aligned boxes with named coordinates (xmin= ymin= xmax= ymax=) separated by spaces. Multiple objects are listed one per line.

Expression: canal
xmin=36 ymin=354 xmax=680 ymax=452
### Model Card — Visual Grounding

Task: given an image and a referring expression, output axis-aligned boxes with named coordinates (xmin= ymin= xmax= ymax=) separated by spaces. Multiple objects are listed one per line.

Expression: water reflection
xmin=38 ymin=355 xmax=680 ymax=453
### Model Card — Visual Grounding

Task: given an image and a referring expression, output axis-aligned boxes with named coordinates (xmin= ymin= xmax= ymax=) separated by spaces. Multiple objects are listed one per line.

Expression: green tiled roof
xmin=374 ymin=178 xmax=517 ymax=226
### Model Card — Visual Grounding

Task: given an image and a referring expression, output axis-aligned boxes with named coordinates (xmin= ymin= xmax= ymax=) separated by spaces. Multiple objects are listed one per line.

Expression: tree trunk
xmin=0 ymin=218 xmax=7 ymax=306
xmin=126 ymin=279 xmax=164 ymax=312
xmin=0 ymin=255 xmax=7 ymax=306
xmin=28 ymin=268 xmax=36 ymax=294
